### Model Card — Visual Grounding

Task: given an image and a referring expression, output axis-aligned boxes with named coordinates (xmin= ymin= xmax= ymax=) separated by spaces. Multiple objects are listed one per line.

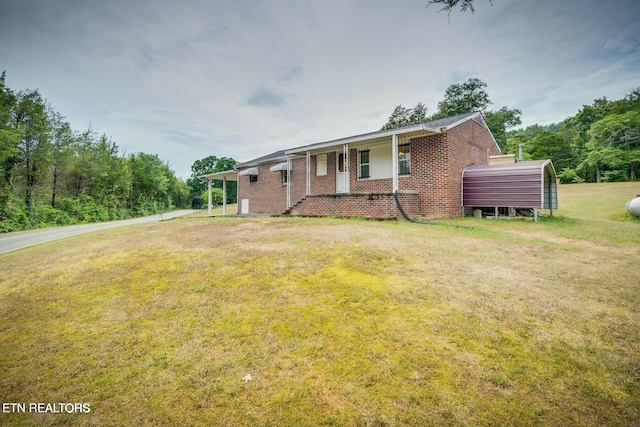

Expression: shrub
xmin=36 ymin=205 xmax=74 ymax=226
xmin=558 ymin=168 xmax=585 ymax=184
xmin=603 ymin=170 xmax=627 ymax=182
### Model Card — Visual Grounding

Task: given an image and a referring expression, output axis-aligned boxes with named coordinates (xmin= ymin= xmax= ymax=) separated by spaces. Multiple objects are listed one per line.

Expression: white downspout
xmin=286 ymin=154 xmax=291 ymax=208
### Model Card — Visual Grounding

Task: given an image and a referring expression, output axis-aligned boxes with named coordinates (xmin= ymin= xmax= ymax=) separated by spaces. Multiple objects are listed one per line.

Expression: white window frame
xmin=358 ymin=150 xmax=371 ymax=179
xmin=316 ymin=154 xmax=327 ymax=176
xmin=398 ymin=143 xmax=411 ymax=176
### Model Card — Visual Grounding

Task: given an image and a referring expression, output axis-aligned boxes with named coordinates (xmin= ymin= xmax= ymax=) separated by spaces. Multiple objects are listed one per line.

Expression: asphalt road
xmin=0 ymin=210 xmax=199 ymax=254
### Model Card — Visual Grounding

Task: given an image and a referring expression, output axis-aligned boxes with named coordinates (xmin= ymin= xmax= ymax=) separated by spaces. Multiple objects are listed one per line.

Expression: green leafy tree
xmin=484 ymin=106 xmax=522 ymax=152
xmin=436 ymin=78 xmax=492 ymax=117
xmin=582 ymin=112 xmax=640 ymax=181
xmin=433 ymin=78 xmax=521 ymax=151
xmin=14 ymin=88 xmax=52 ymax=225
xmin=48 ymin=110 xmax=74 ymax=208
xmin=0 ymin=71 xmax=21 ymax=221
xmin=505 ymin=123 xmax=546 ymax=158
xmin=563 ymin=97 xmax=614 ymax=181
xmin=88 ymin=133 xmax=132 ymax=209
xmin=168 ymin=178 xmax=191 ymax=209
xmin=528 ymin=131 xmax=573 ymax=171
xmin=381 ymin=102 xmax=429 ymax=130
xmin=187 ymin=155 xmax=237 ymax=207
xmin=129 ymin=153 xmax=171 ymax=214
xmin=201 ymin=188 xmax=224 ymax=206
xmin=66 ymin=127 xmax=100 ymax=198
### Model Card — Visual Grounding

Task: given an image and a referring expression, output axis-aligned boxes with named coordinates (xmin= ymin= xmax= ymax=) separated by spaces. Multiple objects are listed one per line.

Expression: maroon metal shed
xmin=462 ymin=159 xmax=558 ymax=214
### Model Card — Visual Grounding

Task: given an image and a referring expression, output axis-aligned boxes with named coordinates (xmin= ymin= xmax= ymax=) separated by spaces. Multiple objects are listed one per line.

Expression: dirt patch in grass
xmin=1 ymin=185 xmax=639 ymax=426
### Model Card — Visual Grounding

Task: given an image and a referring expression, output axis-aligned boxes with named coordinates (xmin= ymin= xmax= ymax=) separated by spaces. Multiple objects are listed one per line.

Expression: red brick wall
xmin=445 ymin=118 xmax=500 ymax=218
xmin=237 ymin=117 xmax=499 ymax=218
xmin=237 ymin=157 xmax=306 ymax=215
xmin=309 ymin=152 xmax=336 ymax=195
xmin=291 ymin=192 xmax=419 ymax=219
xmin=345 ymin=134 xmax=451 ymax=218
xmin=341 ymin=120 xmax=497 ymax=219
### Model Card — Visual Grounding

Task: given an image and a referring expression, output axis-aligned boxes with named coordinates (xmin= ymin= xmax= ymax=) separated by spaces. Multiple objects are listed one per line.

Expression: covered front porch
xmin=281 ymin=122 xmax=445 ymax=212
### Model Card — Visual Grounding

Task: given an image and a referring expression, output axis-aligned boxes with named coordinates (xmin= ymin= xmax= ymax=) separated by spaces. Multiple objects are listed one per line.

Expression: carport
xmin=198 ymin=170 xmax=238 ymax=216
xmin=462 ymin=160 xmax=558 ymax=221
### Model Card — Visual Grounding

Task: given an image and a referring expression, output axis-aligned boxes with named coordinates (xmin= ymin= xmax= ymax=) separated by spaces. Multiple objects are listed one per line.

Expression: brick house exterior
xmin=232 ymin=112 xmax=500 ymax=219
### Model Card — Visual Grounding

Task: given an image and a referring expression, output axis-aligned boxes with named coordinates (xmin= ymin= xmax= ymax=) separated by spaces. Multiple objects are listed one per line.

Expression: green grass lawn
xmin=1 ymin=183 xmax=639 ymax=426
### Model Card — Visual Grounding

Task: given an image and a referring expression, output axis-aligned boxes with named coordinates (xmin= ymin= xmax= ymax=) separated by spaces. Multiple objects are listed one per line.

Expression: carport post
xmin=222 ymin=176 xmax=227 ymax=215
xmin=207 ymin=177 xmax=213 ymax=216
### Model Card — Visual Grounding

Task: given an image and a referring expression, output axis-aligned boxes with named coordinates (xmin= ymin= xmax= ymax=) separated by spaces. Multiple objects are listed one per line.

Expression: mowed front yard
xmin=1 ymin=183 xmax=639 ymax=426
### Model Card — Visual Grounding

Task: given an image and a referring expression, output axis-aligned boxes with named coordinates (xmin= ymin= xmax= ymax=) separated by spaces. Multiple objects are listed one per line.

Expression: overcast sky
xmin=2 ymin=0 xmax=639 ymax=178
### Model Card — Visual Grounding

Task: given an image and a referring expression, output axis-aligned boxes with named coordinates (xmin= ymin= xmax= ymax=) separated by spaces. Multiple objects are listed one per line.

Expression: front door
xmin=336 ymin=151 xmax=348 ymax=193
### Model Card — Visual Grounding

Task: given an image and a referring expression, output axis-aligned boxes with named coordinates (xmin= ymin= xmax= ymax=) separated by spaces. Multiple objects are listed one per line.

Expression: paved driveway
xmin=0 ymin=210 xmax=199 ymax=254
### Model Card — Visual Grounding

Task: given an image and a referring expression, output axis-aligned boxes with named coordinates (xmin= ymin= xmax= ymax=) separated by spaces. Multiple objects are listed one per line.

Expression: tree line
xmin=0 ymin=72 xmax=192 ymax=232
xmin=506 ymin=91 xmax=640 ymax=183
xmin=381 ymin=78 xmax=640 ymax=183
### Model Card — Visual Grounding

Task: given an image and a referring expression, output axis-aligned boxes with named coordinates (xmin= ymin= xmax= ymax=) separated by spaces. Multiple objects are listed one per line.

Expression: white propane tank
xmin=627 ymin=194 xmax=640 ymax=217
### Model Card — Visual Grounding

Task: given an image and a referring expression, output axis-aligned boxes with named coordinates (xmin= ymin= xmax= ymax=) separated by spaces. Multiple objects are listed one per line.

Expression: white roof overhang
xmin=238 ymin=167 xmax=259 ymax=176
xmin=269 ymin=162 xmax=292 ymax=172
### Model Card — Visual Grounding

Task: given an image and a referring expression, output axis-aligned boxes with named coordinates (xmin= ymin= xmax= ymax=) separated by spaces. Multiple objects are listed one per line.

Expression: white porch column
xmin=222 ymin=176 xmax=227 ymax=215
xmin=207 ymin=177 xmax=213 ymax=216
xmin=286 ymin=154 xmax=291 ymax=208
xmin=392 ymin=134 xmax=399 ymax=193
xmin=306 ymin=151 xmax=311 ymax=196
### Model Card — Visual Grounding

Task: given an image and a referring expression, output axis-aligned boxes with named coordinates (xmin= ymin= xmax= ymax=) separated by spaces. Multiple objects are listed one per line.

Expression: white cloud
xmin=1 ymin=0 xmax=639 ymax=178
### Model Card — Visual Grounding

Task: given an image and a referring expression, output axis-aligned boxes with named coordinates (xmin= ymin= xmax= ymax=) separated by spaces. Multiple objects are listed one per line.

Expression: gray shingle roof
xmin=237 ymin=111 xmax=481 ymax=167
xmin=237 ymin=150 xmax=287 ymax=168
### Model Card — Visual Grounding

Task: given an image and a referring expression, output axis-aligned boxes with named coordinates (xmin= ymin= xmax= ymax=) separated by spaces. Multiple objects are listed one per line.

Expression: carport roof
xmin=197 ymin=170 xmax=238 ymax=181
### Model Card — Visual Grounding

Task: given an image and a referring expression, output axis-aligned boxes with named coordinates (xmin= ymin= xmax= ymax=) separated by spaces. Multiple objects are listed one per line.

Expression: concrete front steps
xmin=281 ymin=191 xmax=420 ymax=219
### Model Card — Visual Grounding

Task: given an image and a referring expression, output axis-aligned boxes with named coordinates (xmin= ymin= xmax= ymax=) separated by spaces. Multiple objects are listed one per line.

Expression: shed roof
xmin=463 ymin=160 xmax=557 ymax=209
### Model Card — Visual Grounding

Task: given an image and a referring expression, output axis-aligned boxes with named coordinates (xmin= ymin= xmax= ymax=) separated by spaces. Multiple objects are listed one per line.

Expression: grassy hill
xmin=1 ymin=182 xmax=639 ymax=426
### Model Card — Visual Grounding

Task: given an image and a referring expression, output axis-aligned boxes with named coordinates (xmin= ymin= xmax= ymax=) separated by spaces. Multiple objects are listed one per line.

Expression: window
xmin=316 ymin=154 xmax=327 ymax=176
xmin=359 ymin=150 xmax=370 ymax=178
xmin=398 ymin=143 xmax=411 ymax=175
xmin=249 ymin=175 xmax=258 ymax=182
xmin=338 ymin=152 xmax=345 ymax=172
xmin=281 ymin=169 xmax=289 ymax=184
